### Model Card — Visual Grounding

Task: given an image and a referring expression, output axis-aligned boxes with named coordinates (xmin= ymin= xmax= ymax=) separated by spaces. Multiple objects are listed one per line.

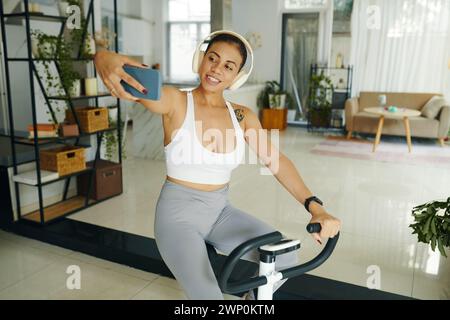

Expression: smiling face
xmin=198 ymin=41 xmax=245 ymax=93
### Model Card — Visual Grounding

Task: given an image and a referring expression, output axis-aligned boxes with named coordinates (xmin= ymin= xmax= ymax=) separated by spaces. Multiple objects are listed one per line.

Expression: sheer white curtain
xmin=350 ymin=0 xmax=450 ymax=96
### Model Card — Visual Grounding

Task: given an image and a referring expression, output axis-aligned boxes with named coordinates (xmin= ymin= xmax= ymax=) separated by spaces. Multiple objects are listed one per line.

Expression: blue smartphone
xmin=121 ymin=65 xmax=162 ymax=100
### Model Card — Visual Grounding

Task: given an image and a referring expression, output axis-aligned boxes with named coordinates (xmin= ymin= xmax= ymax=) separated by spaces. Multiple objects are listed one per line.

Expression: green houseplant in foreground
xmin=410 ymin=197 xmax=450 ymax=257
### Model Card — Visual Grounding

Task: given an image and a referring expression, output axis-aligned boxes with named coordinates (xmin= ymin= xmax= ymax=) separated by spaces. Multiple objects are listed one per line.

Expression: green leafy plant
xmin=32 ymin=1 xmax=94 ymax=125
xmin=31 ymin=29 xmax=77 ymax=124
xmin=66 ymin=0 xmax=95 ymax=59
xmin=257 ymin=81 xmax=294 ymax=110
xmin=308 ymin=72 xmax=334 ymax=127
xmin=102 ymin=116 xmax=126 ymax=161
xmin=410 ymin=198 xmax=450 ymax=257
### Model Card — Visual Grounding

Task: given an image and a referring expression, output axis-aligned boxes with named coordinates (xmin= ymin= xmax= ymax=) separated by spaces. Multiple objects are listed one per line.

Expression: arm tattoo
xmin=234 ymin=109 xmax=245 ymax=122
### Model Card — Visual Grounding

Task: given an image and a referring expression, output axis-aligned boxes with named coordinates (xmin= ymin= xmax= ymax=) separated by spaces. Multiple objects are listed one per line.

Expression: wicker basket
xmin=65 ymin=107 xmax=109 ymax=133
xmin=40 ymin=146 xmax=86 ymax=176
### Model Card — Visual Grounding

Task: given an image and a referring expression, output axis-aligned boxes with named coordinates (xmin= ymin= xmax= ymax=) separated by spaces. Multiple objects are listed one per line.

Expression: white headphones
xmin=192 ymin=30 xmax=254 ymax=90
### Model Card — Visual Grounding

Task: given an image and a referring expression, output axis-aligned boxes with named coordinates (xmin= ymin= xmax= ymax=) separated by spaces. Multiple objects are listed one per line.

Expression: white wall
xmin=231 ymin=0 xmax=334 ymax=84
xmin=142 ymin=0 xmax=166 ymax=75
xmin=99 ymin=0 xmax=153 ymax=64
xmin=110 ymin=0 xmax=279 ymax=83
xmin=331 ymin=36 xmax=351 ymax=68
xmin=232 ymin=0 xmax=283 ymax=84
xmin=101 ymin=0 xmax=141 ymax=17
xmin=329 ymin=35 xmax=351 ymax=87
xmin=140 ymin=0 xmax=162 ymax=66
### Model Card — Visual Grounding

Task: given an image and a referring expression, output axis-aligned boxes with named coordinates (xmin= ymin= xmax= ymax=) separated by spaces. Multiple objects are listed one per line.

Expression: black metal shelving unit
xmin=307 ymin=64 xmax=353 ymax=132
xmin=0 ymin=0 xmax=122 ymax=225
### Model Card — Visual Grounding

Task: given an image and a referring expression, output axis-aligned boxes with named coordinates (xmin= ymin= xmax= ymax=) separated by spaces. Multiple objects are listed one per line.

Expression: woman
xmin=94 ymin=30 xmax=341 ymax=300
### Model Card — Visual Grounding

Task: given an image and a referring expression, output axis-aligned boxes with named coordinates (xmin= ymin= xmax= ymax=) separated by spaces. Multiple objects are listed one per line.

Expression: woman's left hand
xmin=308 ymin=209 xmax=341 ymax=245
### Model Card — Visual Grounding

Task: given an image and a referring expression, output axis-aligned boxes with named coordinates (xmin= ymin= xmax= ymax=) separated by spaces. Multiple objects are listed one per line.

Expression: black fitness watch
xmin=304 ymin=196 xmax=323 ymax=213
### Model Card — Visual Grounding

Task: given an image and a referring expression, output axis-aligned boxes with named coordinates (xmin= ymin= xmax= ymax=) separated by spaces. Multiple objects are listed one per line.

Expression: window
xmin=333 ymin=0 xmax=353 ymax=34
xmin=167 ymin=0 xmax=210 ymax=83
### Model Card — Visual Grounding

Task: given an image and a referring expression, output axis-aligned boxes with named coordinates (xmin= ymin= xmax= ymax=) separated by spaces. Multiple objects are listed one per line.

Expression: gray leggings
xmin=154 ymin=179 xmax=298 ymax=300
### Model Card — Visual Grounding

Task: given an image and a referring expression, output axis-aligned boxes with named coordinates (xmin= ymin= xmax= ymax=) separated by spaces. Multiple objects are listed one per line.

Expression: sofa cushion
xmin=359 ymin=92 xmax=438 ymax=112
xmin=421 ymin=96 xmax=446 ymax=119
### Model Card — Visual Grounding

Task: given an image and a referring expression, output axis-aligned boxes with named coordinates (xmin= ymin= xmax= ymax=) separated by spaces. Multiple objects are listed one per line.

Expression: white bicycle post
xmin=257 ymin=239 xmax=301 ymax=300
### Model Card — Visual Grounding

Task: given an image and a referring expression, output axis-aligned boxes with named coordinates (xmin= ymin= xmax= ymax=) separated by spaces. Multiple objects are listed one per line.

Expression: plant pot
xmin=310 ymin=109 xmax=331 ymax=127
xmin=69 ymin=79 xmax=81 ymax=97
xmin=268 ymin=94 xmax=286 ymax=109
xmin=58 ymin=1 xmax=69 ymax=16
xmin=287 ymin=109 xmax=296 ymax=122
xmin=108 ymin=107 xmax=118 ymax=123
xmin=31 ymin=38 xmax=40 ymax=58
xmin=27 ymin=3 xmax=41 ymax=13
xmin=261 ymin=108 xmax=288 ymax=130
xmin=84 ymin=34 xmax=96 ymax=56
xmin=33 ymin=40 xmax=56 ymax=59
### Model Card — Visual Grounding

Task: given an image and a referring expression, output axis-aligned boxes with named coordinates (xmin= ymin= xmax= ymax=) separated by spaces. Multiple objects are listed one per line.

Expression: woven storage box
xmin=65 ymin=107 xmax=109 ymax=133
xmin=77 ymin=160 xmax=122 ymax=200
xmin=40 ymin=146 xmax=86 ymax=176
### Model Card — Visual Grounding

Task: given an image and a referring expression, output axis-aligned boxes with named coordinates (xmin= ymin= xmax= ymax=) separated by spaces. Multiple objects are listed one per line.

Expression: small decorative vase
xmin=84 ymin=34 xmax=96 ymax=56
xmin=58 ymin=1 xmax=69 ymax=17
xmin=69 ymin=79 xmax=81 ymax=97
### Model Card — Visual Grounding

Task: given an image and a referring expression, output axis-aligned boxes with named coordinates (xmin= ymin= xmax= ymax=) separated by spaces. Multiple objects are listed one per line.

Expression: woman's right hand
xmin=93 ymin=50 xmax=149 ymax=102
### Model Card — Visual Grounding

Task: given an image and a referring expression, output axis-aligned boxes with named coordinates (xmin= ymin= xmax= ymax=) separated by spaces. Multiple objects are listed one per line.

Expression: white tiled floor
xmin=0 ymin=229 xmax=239 ymax=300
xmin=1 ymin=126 xmax=449 ymax=299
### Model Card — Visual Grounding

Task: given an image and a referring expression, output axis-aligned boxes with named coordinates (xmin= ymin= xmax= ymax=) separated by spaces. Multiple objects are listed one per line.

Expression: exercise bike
xmin=218 ymin=223 xmax=340 ymax=300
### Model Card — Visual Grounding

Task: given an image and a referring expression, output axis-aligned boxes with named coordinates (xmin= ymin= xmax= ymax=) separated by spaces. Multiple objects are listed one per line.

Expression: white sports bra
xmin=164 ymin=90 xmax=246 ymax=185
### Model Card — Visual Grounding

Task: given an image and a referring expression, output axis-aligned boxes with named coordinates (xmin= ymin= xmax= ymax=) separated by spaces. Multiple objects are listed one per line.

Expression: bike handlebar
xmin=218 ymin=223 xmax=340 ymax=294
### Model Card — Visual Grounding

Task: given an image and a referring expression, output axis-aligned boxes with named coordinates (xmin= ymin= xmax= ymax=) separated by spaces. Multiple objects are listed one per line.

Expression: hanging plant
xmin=31 ymin=29 xmax=82 ymax=94
xmin=102 ymin=116 xmax=127 ymax=161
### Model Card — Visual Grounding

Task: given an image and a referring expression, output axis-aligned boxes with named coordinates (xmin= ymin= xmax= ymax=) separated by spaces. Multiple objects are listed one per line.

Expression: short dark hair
xmin=205 ymin=33 xmax=248 ymax=72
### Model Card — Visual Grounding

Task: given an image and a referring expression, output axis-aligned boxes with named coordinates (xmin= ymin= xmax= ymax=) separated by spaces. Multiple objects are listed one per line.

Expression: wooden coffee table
xmin=364 ymin=107 xmax=421 ymax=153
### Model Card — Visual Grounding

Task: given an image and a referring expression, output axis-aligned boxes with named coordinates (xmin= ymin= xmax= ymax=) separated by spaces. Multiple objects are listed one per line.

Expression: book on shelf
xmin=13 ymin=170 xmax=59 ymax=185
xmin=27 ymin=123 xmax=59 ymax=131
xmin=27 ymin=123 xmax=59 ymax=139
xmin=28 ymin=131 xmax=58 ymax=139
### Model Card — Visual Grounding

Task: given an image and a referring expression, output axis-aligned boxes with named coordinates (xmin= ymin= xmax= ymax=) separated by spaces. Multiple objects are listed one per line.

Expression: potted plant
xmin=410 ymin=197 xmax=450 ymax=257
xmin=257 ymin=81 xmax=292 ymax=109
xmin=31 ymin=30 xmax=58 ymax=58
xmin=308 ymin=72 xmax=334 ymax=127
xmin=257 ymin=81 xmax=295 ymax=129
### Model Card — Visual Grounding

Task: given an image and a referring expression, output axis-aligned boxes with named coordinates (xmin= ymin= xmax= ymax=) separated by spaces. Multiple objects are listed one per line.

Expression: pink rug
xmin=311 ymin=137 xmax=450 ymax=167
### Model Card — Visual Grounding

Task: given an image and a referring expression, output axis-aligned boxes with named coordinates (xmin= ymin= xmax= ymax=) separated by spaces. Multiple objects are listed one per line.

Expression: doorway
xmin=281 ymin=12 xmax=321 ymax=124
